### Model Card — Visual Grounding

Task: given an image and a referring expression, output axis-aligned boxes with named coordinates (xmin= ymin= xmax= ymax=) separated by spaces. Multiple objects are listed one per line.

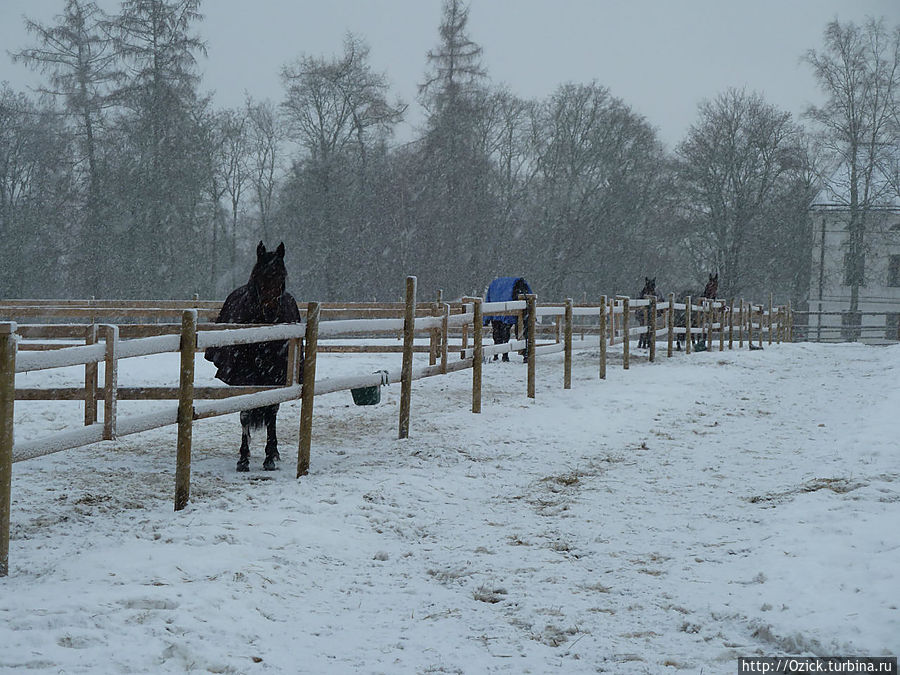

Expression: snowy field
xmin=2 ymin=339 xmax=898 ymax=674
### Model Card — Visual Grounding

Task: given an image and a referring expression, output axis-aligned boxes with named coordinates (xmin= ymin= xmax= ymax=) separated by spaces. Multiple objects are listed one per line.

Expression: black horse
xmin=204 ymin=242 xmax=302 ymax=472
xmin=483 ymin=277 xmax=532 ymax=362
xmin=675 ymin=272 xmax=718 ymax=351
xmin=637 ymin=277 xmax=663 ymax=349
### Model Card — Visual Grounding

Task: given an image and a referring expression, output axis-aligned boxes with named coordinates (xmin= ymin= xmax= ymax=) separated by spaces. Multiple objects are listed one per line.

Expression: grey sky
xmin=2 ymin=0 xmax=898 ymax=148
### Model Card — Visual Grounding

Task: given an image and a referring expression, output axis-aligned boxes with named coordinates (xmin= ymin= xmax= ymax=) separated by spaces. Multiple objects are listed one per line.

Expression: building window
xmin=889 ymin=255 xmax=900 ymax=287
xmin=843 ymin=253 xmax=866 ymax=287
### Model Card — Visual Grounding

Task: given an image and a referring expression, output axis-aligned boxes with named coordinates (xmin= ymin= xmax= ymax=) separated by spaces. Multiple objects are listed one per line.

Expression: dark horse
xmin=204 ymin=242 xmax=302 ymax=472
xmin=483 ymin=276 xmax=532 ymax=362
xmin=637 ymin=277 xmax=663 ymax=349
xmin=676 ymin=272 xmax=719 ymax=351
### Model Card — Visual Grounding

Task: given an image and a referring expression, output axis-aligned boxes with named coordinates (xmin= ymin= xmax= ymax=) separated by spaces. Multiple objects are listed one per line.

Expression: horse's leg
xmin=237 ymin=410 xmax=251 ymax=472
xmin=500 ymin=323 xmax=511 ymax=362
xmin=262 ymin=404 xmax=281 ymax=471
xmin=491 ymin=321 xmax=501 ymax=361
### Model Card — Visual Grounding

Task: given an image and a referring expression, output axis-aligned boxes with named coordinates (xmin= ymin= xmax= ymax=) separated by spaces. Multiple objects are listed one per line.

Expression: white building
xmin=808 ymin=204 xmax=900 ymax=343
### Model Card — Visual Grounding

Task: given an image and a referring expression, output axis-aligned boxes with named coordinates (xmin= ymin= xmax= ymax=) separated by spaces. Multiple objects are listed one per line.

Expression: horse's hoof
xmin=236 ymin=457 xmax=250 ymax=472
xmin=263 ymin=457 xmax=280 ymax=471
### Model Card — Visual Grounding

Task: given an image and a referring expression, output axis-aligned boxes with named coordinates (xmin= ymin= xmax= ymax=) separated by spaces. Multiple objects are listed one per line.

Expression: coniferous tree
xmin=111 ymin=0 xmax=209 ymax=297
xmin=417 ymin=0 xmax=496 ymax=294
xmin=13 ymin=0 xmax=119 ymax=295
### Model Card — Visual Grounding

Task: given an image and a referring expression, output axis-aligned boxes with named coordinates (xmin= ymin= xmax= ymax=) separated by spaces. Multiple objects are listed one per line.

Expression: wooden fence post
xmin=516 ymin=306 xmax=525 ymax=348
xmin=564 ymin=298 xmax=573 ymax=389
xmin=102 ymin=325 xmax=118 ymax=441
xmin=774 ymin=306 xmax=784 ymax=345
xmin=0 ymin=323 xmax=16 ymax=577
xmin=174 ymin=309 xmax=197 ymax=512
xmin=297 ymin=301 xmax=320 ymax=476
xmin=758 ymin=304 xmax=765 ymax=349
xmin=441 ymin=303 xmax=450 ymax=374
xmin=399 ymin=277 xmax=416 ymax=438
xmin=739 ymin=299 xmax=745 ymax=348
xmin=608 ymin=298 xmax=615 ymax=347
xmin=768 ymin=293 xmax=774 ymax=345
xmin=620 ymin=297 xmax=630 ymax=370
xmin=472 ymin=298 xmax=484 ymax=413
xmin=430 ymin=290 xmax=442 ymax=366
xmin=787 ymin=301 xmax=793 ymax=342
xmin=748 ymin=303 xmax=754 ymax=347
xmin=286 ymin=338 xmax=298 ymax=386
xmin=667 ymin=292 xmax=674 ymax=358
xmin=705 ymin=302 xmax=712 ymax=350
xmin=728 ymin=298 xmax=735 ymax=349
xmin=719 ymin=302 xmax=725 ymax=351
xmin=685 ymin=296 xmax=692 ymax=355
xmin=599 ymin=295 xmax=607 ymax=380
xmin=84 ymin=324 xmax=98 ymax=426
xmin=649 ymin=295 xmax=657 ymax=363
xmin=526 ymin=294 xmax=537 ymax=399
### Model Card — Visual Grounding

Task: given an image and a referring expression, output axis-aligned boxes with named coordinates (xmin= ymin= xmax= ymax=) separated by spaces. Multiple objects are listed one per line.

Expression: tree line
xmin=1 ymin=0 xmax=898 ymax=305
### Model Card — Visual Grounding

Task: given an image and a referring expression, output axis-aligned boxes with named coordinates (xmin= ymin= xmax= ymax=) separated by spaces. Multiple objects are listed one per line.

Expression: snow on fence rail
xmin=0 ymin=281 xmax=792 ymax=576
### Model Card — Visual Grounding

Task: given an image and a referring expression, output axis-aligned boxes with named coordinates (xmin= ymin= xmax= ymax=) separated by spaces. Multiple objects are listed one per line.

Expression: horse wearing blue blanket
xmin=483 ymin=276 xmax=532 ymax=362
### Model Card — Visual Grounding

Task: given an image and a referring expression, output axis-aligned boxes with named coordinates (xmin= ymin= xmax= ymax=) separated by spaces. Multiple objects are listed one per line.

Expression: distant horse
xmin=637 ymin=277 xmax=663 ymax=349
xmin=483 ymin=276 xmax=532 ymax=362
xmin=676 ymin=273 xmax=718 ymax=351
xmin=204 ymin=242 xmax=302 ymax=472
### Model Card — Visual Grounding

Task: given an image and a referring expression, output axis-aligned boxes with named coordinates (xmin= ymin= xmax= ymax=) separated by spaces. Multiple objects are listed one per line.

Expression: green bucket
xmin=351 ymin=385 xmax=381 ymax=406
xmin=350 ymin=370 xmax=389 ymax=406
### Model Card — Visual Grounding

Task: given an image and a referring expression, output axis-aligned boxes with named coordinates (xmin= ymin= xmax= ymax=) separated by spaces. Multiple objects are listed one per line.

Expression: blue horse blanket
xmin=483 ymin=277 xmax=532 ymax=325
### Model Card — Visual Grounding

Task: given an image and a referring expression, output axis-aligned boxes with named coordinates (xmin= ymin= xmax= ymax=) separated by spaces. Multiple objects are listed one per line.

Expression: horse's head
xmin=250 ymin=241 xmax=287 ymax=317
xmin=640 ymin=277 xmax=657 ymax=299
xmin=703 ymin=273 xmax=718 ymax=299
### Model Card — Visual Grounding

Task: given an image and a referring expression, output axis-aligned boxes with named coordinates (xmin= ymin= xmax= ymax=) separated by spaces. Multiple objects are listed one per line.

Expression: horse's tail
xmin=245 ymin=407 xmax=268 ymax=430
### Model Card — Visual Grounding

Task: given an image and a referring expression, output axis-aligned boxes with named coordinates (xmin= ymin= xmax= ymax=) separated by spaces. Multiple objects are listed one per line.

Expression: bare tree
xmin=279 ymin=33 xmax=404 ymax=298
xmin=281 ymin=33 xmax=404 ymax=163
xmin=803 ymin=18 xmax=900 ymax=333
xmin=0 ymin=87 xmax=75 ymax=297
xmin=532 ymin=82 xmax=669 ymax=298
xmin=677 ymin=88 xmax=806 ymax=298
xmin=245 ymin=97 xmax=282 ymax=241
xmin=216 ymin=108 xmax=249 ymax=289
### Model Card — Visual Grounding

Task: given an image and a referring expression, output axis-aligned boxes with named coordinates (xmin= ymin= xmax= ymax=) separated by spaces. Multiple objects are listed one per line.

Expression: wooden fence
xmin=0 ymin=279 xmax=792 ymax=576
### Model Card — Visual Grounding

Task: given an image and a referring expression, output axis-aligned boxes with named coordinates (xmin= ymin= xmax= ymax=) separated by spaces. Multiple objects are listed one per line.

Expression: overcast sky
xmin=2 ymin=0 xmax=899 ymax=148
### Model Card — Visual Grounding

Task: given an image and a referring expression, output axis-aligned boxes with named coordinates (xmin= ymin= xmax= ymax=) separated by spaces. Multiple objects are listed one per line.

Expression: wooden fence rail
xmin=0 ymin=281 xmax=790 ymax=576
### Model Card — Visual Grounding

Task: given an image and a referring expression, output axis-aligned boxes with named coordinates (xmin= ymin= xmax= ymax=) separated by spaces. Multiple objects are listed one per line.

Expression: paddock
xmin=1 ymin=279 xmax=791 ymax=576
xmin=1 ymin=338 xmax=896 ymax=672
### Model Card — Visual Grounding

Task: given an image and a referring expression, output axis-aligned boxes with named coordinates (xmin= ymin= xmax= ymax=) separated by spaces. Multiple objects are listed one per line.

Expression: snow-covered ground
xmin=2 ymin=339 xmax=898 ymax=674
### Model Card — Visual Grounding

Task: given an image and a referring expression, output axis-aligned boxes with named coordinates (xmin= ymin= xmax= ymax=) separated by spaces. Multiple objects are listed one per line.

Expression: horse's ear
xmin=257 ymin=241 xmax=266 ymax=258
xmin=276 ymin=242 xmax=285 ymax=259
